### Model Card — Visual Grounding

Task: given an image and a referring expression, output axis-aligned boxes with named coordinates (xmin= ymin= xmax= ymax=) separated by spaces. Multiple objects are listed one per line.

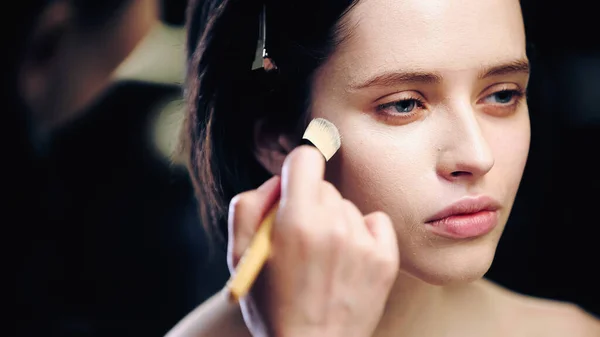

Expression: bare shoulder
xmin=480 ymin=279 xmax=600 ymax=337
xmin=165 ymin=289 xmax=252 ymax=337
xmin=514 ymin=297 xmax=600 ymax=337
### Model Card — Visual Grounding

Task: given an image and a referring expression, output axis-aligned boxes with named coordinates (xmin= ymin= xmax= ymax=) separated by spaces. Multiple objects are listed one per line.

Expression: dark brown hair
xmin=183 ymin=0 xmax=359 ymax=241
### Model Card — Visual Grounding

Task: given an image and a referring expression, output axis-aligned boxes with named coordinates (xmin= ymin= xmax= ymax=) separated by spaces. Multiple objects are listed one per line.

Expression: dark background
xmin=486 ymin=0 xmax=600 ymax=315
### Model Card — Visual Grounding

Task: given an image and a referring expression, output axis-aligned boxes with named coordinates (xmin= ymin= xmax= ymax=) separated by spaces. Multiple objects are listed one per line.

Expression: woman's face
xmin=312 ymin=0 xmax=530 ymax=284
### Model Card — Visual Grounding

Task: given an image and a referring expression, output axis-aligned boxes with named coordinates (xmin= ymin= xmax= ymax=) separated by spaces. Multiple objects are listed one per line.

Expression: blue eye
xmin=393 ymin=100 xmax=417 ymax=113
xmin=377 ymin=98 xmax=423 ymax=115
xmin=485 ymin=90 xmax=521 ymax=104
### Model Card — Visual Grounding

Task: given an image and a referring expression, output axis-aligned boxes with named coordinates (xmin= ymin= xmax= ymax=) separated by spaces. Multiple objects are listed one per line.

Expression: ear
xmin=253 ymin=119 xmax=297 ymax=175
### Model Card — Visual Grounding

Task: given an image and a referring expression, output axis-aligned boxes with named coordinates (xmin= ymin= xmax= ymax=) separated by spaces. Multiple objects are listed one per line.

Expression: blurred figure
xmin=9 ymin=1 xmax=227 ymax=336
xmin=17 ymin=0 xmax=158 ymax=142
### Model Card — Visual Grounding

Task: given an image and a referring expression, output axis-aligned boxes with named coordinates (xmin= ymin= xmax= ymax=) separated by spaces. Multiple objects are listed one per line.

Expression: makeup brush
xmin=227 ymin=118 xmax=341 ymax=302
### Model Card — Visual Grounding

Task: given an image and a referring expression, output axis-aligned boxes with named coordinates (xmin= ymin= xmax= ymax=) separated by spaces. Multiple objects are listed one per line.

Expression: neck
xmin=374 ymin=272 xmax=488 ymax=337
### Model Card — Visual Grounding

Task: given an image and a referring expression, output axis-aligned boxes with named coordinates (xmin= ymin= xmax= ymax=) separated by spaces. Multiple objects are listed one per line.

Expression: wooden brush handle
xmin=227 ymin=201 xmax=279 ymax=302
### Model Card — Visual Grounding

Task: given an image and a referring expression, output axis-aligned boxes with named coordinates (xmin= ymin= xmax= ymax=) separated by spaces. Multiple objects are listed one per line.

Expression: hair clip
xmin=252 ymin=4 xmax=277 ymax=71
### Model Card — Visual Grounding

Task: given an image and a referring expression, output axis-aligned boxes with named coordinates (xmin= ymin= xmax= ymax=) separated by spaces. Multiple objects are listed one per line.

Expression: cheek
xmin=325 ymin=115 xmax=436 ymax=227
xmin=487 ymin=112 xmax=531 ymax=196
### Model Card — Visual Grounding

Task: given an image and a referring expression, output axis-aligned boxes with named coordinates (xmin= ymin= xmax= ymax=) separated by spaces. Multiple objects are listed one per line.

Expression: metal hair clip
xmin=252 ymin=4 xmax=277 ymax=71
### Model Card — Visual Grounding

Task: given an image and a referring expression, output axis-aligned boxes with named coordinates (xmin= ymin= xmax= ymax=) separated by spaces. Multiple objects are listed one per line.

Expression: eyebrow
xmin=349 ymin=59 xmax=530 ymax=90
xmin=477 ymin=59 xmax=530 ymax=79
xmin=349 ymin=71 xmax=442 ymax=90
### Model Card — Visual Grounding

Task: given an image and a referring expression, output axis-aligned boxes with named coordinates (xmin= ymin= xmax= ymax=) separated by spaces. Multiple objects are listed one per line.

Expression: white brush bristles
xmin=302 ymin=118 xmax=341 ymax=161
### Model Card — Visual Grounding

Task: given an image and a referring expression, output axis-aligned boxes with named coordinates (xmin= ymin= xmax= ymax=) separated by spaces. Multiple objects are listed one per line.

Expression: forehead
xmin=331 ymin=0 xmax=526 ymax=78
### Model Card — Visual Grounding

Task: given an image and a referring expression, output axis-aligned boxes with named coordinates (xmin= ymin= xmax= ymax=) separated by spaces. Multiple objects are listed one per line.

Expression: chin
xmin=399 ymin=235 xmax=501 ymax=286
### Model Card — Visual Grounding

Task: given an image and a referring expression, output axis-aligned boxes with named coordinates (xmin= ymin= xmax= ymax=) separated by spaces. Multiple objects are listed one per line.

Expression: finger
xmin=280 ymin=146 xmax=325 ymax=210
xmin=364 ymin=211 xmax=400 ymax=264
xmin=319 ymin=181 xmax=343 ymax=205
xmin=227 ymin=176 xmax=281 ymax=270
xmin=336 ymin=199 xmax=368 ymax=280
xmin=340 ymin=199 xmax=370 ymax=242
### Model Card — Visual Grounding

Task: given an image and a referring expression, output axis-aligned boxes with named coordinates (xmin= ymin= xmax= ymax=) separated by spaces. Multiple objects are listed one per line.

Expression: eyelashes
xmin=476 ymin=88 xmax=526 ymax=117
xmin=376 ymin=96 xmax=425 ymax=118
xmin=483 ymin=89 xmax=523 ymax=105
xmin=374 ymin=88 xmax=526 ymax=122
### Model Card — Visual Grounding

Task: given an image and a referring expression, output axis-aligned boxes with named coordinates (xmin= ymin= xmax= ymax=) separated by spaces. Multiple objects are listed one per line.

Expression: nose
xmin=436 ymin=105 xmax=495 ymax=182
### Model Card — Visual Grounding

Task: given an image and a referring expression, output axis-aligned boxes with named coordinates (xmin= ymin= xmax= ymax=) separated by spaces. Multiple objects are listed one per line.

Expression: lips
xmin=424 ymin=196 xmax=501 ymax=239
xmin=425 ymin=196 xmax=501 ymax=223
